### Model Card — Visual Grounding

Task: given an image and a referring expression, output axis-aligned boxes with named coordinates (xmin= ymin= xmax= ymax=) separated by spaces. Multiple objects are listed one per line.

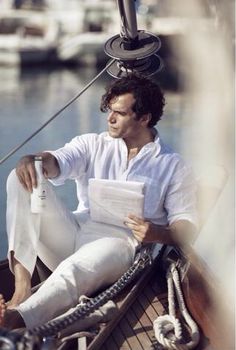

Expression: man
xmin=0 ymin=73 xmax=197 ymax=330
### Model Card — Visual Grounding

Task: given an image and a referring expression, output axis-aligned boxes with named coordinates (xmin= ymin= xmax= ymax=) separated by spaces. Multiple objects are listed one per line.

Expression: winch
xmin=104 ymin=0 xmax=163 ymax=78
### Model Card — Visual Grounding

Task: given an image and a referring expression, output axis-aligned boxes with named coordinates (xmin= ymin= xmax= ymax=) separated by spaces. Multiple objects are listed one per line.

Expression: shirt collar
xmin=102 ymin=129 xmax=162 ymax=157
xmin=142 ymin=128 xmax=161 ymax=158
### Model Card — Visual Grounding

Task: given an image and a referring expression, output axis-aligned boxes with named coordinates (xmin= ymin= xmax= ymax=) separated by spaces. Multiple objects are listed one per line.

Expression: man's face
xmin=107 ymin=93 xmax=145 ymax=140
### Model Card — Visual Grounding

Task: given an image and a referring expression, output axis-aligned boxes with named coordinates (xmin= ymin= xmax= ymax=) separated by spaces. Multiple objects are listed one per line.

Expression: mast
xmin=104 ymin=0 xmax=162 ymax=78
xmin=118 ymin=0 xmax=138 ymax=49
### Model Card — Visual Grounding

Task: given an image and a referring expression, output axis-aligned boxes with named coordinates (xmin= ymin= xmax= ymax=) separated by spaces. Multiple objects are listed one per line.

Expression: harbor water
xmin=0 ymin=64 xmax=193 ymax=260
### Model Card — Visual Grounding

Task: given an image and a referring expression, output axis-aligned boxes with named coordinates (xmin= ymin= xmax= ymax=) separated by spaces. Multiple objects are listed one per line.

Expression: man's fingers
xmin=124 ymin=217 xmax=136 ymax=225
xmin=16 ymin=166 xmax=34 ymax=192
xmin=17 ymin=173 xmax=28 ymax=191
xmin=124 ymin=222 xmax=136 ymax=231
xmin=132 ymin=231 xmax=144 ymax=242
xmin=16 ymin=155 xmax=38 ymax=192
xmin=125 ymin=214 xmax=144 ymax=224
xmin=22 ymin=171 xmax=33 ymax=193
xmin=28 ymin=165 xmax=37 ymax=189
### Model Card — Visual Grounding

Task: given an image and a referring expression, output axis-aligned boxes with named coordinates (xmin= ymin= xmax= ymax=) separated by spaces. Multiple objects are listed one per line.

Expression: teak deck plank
xmin=103 ymin=335 xmax=118 ymax=350
xmin=125 ymin=307 xmax=152 ymax=349
xmin=137 ymin=293 xmax=159 ymax=322
xmin=110 ymin=326 xmax=132 ymax=350
xmin=131 ymin=300 xmax=154 ymax=343
xmin=88 ymin=246 xmax=226 ymax=350
xmin=100 ymin=266 xmax=168 ymax=350
xmin=88 ymin=250 xmax=165 ymax=350
xmin=102 ymin=271 xmax=169 ymax=350
xmin=118 ymin=317 xmax=144 ymax=350
xmin=143 ymin=283 xmax=167 ymax=315
xmin=142 ymin=284 xmax=161 ymax=304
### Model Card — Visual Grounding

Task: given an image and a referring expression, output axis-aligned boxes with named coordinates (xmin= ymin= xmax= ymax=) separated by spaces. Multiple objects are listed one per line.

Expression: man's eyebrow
xmin=110 ymin=107 xmax=128 ymax=114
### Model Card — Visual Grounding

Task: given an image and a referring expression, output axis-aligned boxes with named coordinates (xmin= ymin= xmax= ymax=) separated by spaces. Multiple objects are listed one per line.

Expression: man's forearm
xmin=153 ymin=220 xmax=197 ymax=247
xmin=125 ymin=215 xmax=197 ymax=247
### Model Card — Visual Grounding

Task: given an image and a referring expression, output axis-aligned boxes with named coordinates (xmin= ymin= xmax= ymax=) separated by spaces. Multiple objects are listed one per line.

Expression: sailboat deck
xmin=0 ymin=249 xmax=227 ymax=350
xmin=100 ymin=272 xmax=168 ymax=350
xmin=87 ymin=255 xmax=209 ymax=350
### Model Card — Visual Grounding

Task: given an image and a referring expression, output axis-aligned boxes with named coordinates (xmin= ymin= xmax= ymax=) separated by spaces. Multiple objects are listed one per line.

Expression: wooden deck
xmin=1 ymin=247 xmax=234 ymax=350
xmin=85 ymin=255 xmax=165 ymax=350
xmin=86 ymin=250 xmax=210 ymax=350
xmin=99 ymin=268 xmax=168 ymax=350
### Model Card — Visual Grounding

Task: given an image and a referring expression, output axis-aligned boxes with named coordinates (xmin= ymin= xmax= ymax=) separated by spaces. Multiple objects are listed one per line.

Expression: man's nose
xmin=107 ymin=111 xmax=116 ymax=123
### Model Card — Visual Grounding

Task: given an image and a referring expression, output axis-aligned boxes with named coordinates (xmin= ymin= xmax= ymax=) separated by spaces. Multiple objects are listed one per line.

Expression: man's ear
xmin=141 ymin=113 xmax=152 ymax=126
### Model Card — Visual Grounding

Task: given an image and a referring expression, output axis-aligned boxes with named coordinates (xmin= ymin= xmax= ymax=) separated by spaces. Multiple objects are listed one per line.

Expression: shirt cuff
xmin=44 ymin=150 xmax=67 ymax=186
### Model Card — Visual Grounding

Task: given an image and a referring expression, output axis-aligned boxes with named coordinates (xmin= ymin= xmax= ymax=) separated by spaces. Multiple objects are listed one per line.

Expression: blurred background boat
xmin=0 ymin=10 xmax=59 ymax=65
xmin=56 ymin=1 xmax=119 ymax=66
xmin=0 ymin=0 xmax=228 ymax=90
xmin=0 ymin=0 xmax=119 ymax=66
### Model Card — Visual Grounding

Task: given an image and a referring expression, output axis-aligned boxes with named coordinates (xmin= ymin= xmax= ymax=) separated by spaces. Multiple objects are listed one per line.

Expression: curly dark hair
xmin=100 ymin=74 xmax=165 ymax=128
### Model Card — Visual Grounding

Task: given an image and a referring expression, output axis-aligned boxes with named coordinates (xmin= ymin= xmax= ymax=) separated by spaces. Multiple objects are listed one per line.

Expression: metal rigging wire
xmin=0 ymin=59 xmax=115 ymax=166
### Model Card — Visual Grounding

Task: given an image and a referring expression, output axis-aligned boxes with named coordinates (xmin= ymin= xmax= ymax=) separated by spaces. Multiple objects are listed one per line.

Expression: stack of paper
xmin=88 ymin=179 xmax=145 ymax=227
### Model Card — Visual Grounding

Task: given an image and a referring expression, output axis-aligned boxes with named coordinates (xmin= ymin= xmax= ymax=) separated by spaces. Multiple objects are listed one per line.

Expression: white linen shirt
xmin=49 ymin=131 xmax=198 ymax=227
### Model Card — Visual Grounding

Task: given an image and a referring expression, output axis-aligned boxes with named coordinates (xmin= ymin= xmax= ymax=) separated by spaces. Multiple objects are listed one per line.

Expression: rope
xmin=0 ymin=246 xmax=152 ymax=350
xmin=153 ymin=263 xmax=200 ymax=350
xmin=31 ymin=246 xmax=152 ymax=338
xmin=0 ymin=59 xmax=115 ymax=166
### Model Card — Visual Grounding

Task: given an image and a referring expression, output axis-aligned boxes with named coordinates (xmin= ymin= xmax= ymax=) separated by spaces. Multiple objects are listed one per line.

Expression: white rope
xmin=153 ymin=263 xmax=200 ymax=349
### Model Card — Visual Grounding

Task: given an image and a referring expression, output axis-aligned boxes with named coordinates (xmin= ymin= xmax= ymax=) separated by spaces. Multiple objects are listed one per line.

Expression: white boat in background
xmin=57 ymin=32 xmax=112 ymax=65
xmin=0 ymin=10 xmax=59 ymax=66
xmin=55 ymin=1 xmax=119 ymax=65
xmin=0 ymin=2 xmax=119 ymax=66
xmin=0 ymin=0 xmax=221 ymax=68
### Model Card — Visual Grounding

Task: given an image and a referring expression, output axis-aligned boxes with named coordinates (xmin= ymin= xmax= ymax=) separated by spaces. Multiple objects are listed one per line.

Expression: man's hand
xmin=16 ymin=152 xmax=59 ymax=192
xmin=124 ymin=214 xmax=158 ymax=243
xmin=124 ymin=214 xmax=197 ymax=246
xmin=16 ymin=155 xmax=37 ymax=193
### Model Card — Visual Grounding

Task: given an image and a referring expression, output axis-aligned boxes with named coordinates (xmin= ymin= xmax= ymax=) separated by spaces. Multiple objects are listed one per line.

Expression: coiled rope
xmin=153 ymin=263 xmax=200 ymax=349
xmin=0 ymin=59 xmax=115 ymax=165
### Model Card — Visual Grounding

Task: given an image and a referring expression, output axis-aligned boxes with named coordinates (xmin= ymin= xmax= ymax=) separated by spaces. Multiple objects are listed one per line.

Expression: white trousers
xmin=6 ymin=170 xmax=137 ymax=329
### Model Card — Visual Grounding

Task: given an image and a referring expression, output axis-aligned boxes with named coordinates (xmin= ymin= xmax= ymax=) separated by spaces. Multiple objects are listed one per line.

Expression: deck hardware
xmin=0 ymin=336 xmax=16 ymax=350
xmin=104 ymin=0 xmax=163 ymax=78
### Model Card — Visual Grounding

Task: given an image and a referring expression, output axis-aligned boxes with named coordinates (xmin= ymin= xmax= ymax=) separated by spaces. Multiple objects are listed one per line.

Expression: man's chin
xmin=108 ymin=130 xmax=120 ymax=138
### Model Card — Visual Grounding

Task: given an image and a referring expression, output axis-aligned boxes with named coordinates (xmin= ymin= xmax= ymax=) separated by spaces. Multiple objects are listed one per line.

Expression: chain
xmin=32 ymin=245 xmax=153 ymax=338
xmin=0 ymin=246 xmax=153 ymax=348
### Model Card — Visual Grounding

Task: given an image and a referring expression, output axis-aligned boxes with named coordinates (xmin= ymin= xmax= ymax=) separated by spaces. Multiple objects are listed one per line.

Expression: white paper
xmin=88 ymin=179 xmax=145 ymax=227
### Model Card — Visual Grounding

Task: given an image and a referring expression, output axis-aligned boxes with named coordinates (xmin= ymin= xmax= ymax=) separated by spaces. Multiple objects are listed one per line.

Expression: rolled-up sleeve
xmin=164 ymin=164 xmax=198 ymax=228
xmin=47 ymin=135 xmax=92 ymax=186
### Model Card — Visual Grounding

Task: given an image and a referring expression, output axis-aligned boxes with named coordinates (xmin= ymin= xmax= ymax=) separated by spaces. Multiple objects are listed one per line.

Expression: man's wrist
xmin=38 ymin=152 xmax=60 ymax=179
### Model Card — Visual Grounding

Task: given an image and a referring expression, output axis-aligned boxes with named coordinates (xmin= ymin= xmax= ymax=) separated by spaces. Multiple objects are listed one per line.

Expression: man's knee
xmin=7 ymin=169 xmax=19 ymax=190
xmin=6 ymin=169 xmax=27 ymax=197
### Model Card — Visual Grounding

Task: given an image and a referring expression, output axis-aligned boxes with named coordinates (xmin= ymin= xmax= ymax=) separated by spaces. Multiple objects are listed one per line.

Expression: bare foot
xmin=7 ymin=282 xmax=32 ymax=309
xmin=0 ymin=294 xmax=25 ymax=329
xmin=7 ymin=256 xmax=32 ymax=309
xmin=0 ymin=294 xmax=6 ymax=326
